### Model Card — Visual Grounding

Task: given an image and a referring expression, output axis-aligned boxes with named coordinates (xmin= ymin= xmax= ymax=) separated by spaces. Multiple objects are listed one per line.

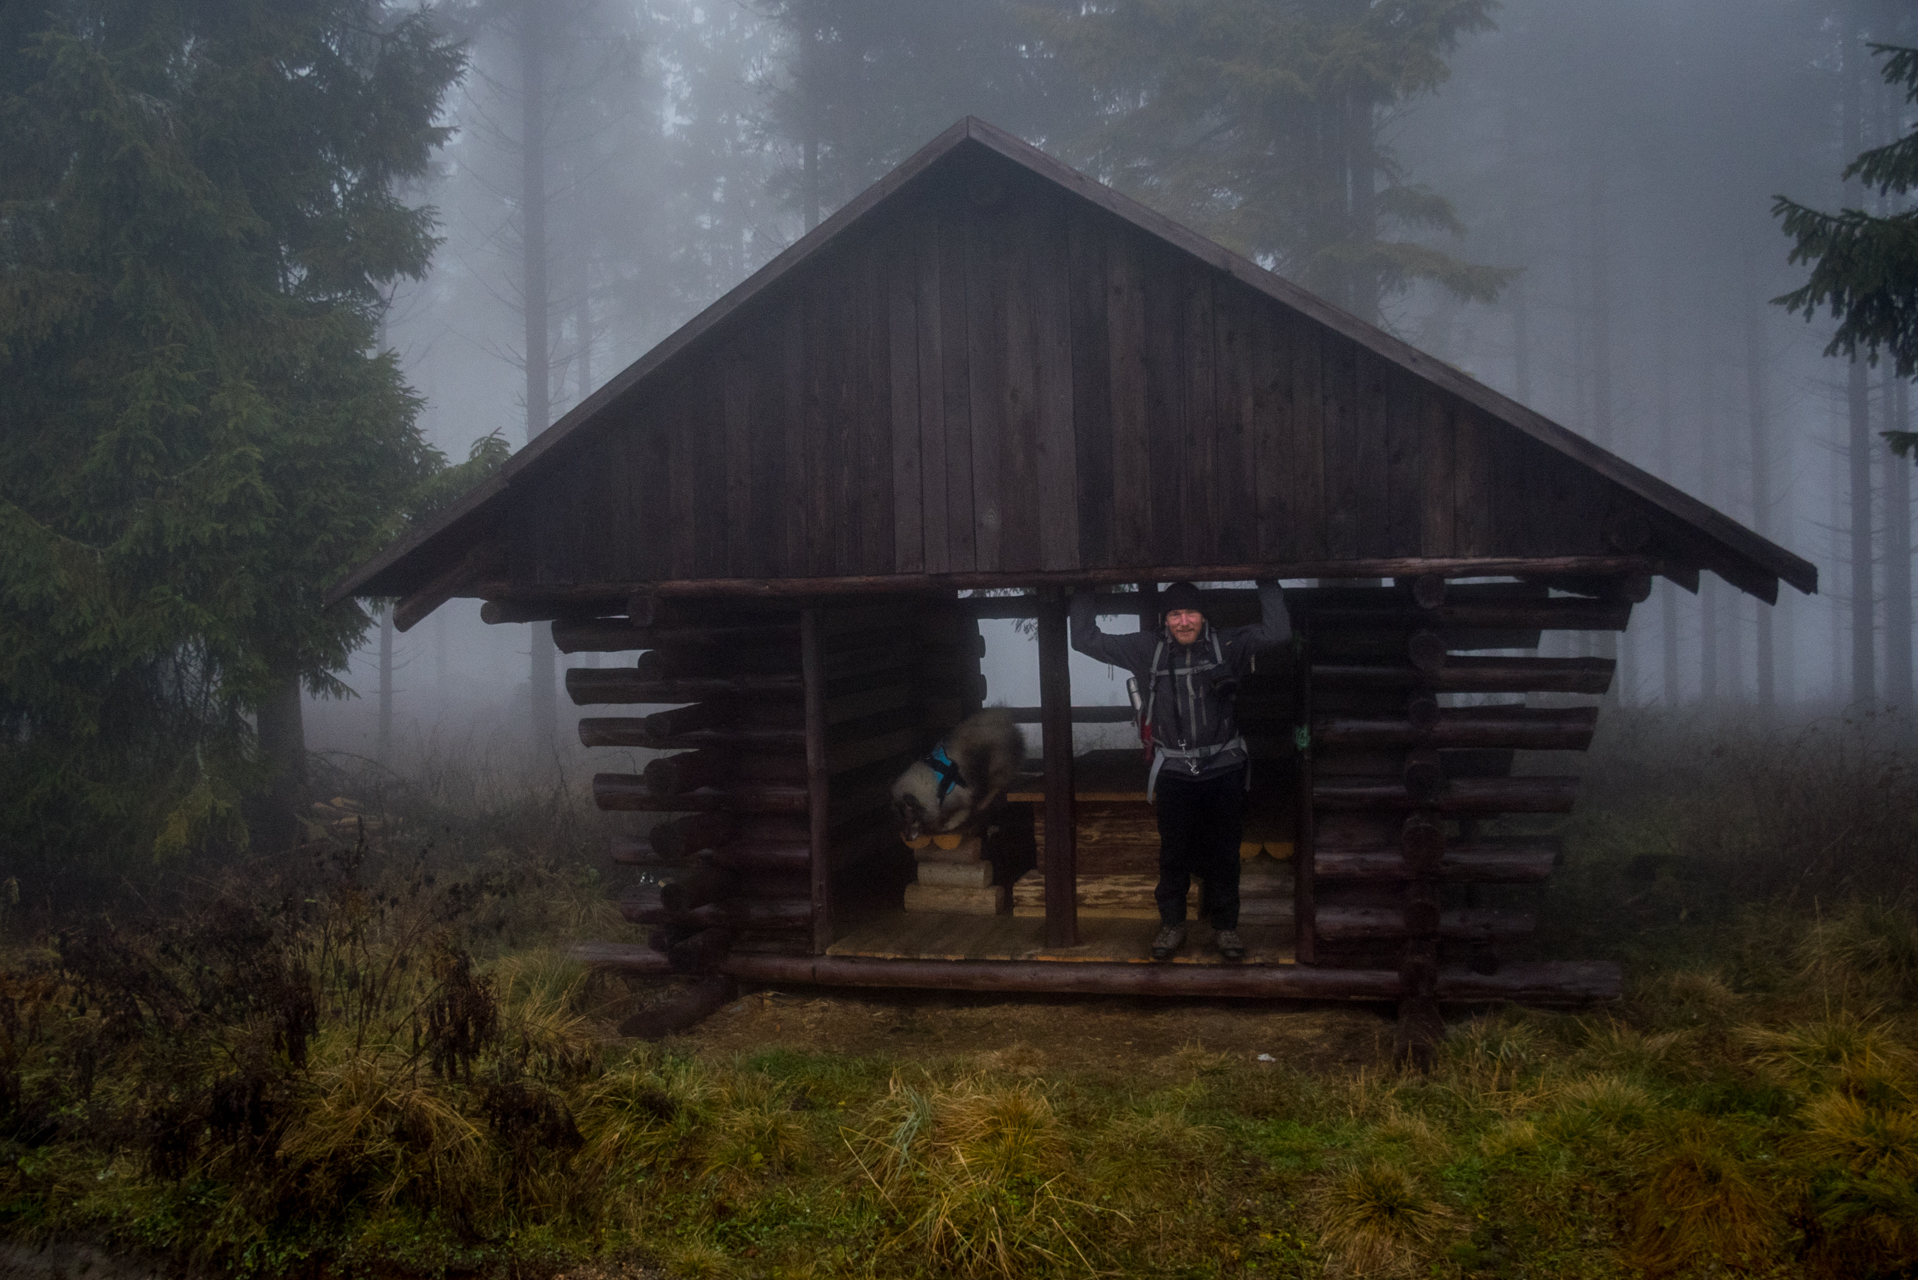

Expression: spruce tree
xmin=1037 ymin=0 xmax=1510 ymax=323
xmin=0 ymin=1 xmax=465 ymax=872
xmin=1776 ymin=43 xmax=1918 ymax=455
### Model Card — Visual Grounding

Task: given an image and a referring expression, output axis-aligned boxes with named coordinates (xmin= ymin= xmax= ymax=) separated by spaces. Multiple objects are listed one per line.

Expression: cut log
xmin=595 ymin=774 xmax=810 ymax=814
xmin=619 ymin=974 xmax=737 ymax=1040
xmin=395 ymin=542 xmax=503 ymax=633
xmin=1316 ymin=906 xmax=1536 ymax=942
xmin=1408 ymin=630 xmax=1447 ymax=673
xmin=659 ymin=866 xmax=738 ymax=913
xmin=633 ymin=646 xmax=800 ymax=680
xmin=1315 ymin=841 xmax=1560 ymax=883
xmin=1308 ymin=599 xmax=1632 ymax=632
xmin=719 ymin=953 xmax=1404 ymax=1000
xmin=620 ymin=894 xmax=813 ymax=930
xmin=641 ymin=703 xmax=724 ymax=739
xmin=643 ymin=750 xmax=731 ymax=796
xmin=666 ymin=927 xmax=734 ymax=975
xmin=1436 ymin=961 xmax=1622 ymax=1004
xmin=1401 ymin=812 xmax=1445 ymax=873
xmin=1442 ymin=748 xmax=1516 ymax=779
xmin=649 ymin=812 xmax=740 ymax=859
xmin=1409 ymin=574 xmax=1447 ymax=610
xmin=1520 ymin=573 xmax=1654 ymax=604
xmin=1315 ymin=706 xmax=1598 ymax=750
xmin=1313 ymin=656 xmax=1615 ymax=695
xmin=566 ymin=669 xmax=802 ymax=705
xmin=484 ymin=600 xmax=620 ymax=626
xmin=566 ymin=941 xmax=673 ymax=974
xmin=1313 ymin=776 xmax=1580 ymax=813
xmin=1406 ymin=692 xmax=1440 ymax=731
xmin=624 ymin=824 xmax=809 ymax=871
xmin=1404 ymin=749 xmax=1443 ymax=799
xmin=578 ymin=718 xmax=806 ymax=752
xmin=551 ymin=617 xmax=799 ymax=652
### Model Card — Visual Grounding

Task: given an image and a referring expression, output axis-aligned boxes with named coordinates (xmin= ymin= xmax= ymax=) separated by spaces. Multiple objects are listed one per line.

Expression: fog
xmin=307 ymin=0 xmax=1918 ymax=773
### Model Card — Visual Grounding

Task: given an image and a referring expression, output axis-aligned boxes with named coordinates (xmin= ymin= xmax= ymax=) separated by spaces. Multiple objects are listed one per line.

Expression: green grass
xmin=1 ymin=713 xmax=1916 ymax=1278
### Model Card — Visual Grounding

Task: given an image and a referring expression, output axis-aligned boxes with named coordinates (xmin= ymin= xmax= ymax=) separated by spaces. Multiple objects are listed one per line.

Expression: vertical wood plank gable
xmin=723 ymin=343 xmax=754 ymax=576
xmin=1142 ymin=246 xmax=1187 ymax=567
xmin=698 ymin=370 xmax=730 ymax=577
xmin=1353 ymin=347 xmax=1393 ymax=559
xmin=1181 ymin=268 xmax=1220 ymax=566
xmin=997 ymin=201 xmax=1042 ymax=573
xmin=1452 ymin=403 xmax=1493 ymax=556
xmin=745 ymin=316 xmax=788 ymax=578
xmin=1289 ymin=306 xmax=1328 ymax=560
xmin=1419 ymin=387 xmax=1456 ymax=557
xmin=1106 ymin=229 xmax=1151 ymax=564
xmin=858 ymin=238 xmax=894 ymax=574
xmin=1214 ymin=282 xmax=1258 ymax=564
xmin=1067 ymin=206 xmax=1113 ymax=568
xmin=667 ymin=378 xmax=698 ymax=578
xmin=887 ymin=228 xmax=924 ymax=574
xmin=779 ymin=301 xmax=810 ymax=577
xmin=1383 ymin=364 xmax=1424 ymax=558
xmin=914 ymin=208 xmax=950 ymax=575
xmin=966 ymin=204 xmax=1008 ymax=571
xmin=1320 ymin=331 xmax=1360 ymax=558
xmin=937 ymin=198 xmax=976 ymax=572
xmin=1033 ymin=193 xmax=1079 ymax=571
xmin=802 ymin=268 xmax=838 ymax=577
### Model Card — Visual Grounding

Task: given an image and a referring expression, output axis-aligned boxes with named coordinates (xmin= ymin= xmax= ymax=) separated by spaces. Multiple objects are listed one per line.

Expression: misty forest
xmin=4 ymin=1 xmax=1918 ymax=1278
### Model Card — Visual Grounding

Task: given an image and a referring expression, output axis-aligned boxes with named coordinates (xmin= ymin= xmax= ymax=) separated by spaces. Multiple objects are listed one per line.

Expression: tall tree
xmin=442 ymin=0 xmax=647 ymax=750
xmin=1040 ymin=0 xmax=1510 ymax=324
xmin=0 ymin=1 xmax=464 ymax=865
xmin=1777 ymin=33 xmax=1918 ymax=703
xmin=757 ymin=0 xmax=1069 ymax=230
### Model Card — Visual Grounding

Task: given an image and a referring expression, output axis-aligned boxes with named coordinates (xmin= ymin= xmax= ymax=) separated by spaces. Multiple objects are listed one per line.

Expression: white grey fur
xmin=891 ymin=708 xmax=1026 ymax=840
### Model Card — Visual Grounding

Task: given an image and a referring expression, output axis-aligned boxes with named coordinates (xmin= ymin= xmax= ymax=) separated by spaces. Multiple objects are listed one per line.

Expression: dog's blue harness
xmin=923 ymin=742 xmax=965 ymax=800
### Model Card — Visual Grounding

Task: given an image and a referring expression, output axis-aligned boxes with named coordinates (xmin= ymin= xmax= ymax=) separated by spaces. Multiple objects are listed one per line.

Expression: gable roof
xmin=328 ymin=117 xmax=1816 ymax=610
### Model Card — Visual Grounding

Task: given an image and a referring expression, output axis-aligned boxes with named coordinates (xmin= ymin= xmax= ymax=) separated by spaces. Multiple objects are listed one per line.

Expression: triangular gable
xmin=329 ymin=118 xmax=1815 ymax=611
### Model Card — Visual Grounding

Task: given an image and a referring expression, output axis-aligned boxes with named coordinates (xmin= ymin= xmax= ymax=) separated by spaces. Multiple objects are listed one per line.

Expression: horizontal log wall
xmin=1296 ymin=575 xmax=1626 ymax=1040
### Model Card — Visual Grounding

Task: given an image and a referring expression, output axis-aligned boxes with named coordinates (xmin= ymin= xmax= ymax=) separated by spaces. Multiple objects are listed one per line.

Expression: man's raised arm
xmin=1069 ymin=589 xmax=1154 ymax=671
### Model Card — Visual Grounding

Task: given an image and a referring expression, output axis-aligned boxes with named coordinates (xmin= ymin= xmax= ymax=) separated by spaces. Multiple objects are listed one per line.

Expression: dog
xmin=891 ymin=708 xmax=1026 ymax=842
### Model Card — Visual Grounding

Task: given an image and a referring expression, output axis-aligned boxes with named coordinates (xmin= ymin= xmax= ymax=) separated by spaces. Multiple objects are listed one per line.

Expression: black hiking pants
xmin=1153 ymin=765 xmax=1246 ymax=929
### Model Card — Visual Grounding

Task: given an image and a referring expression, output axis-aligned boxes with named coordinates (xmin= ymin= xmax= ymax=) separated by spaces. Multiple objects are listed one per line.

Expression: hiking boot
xmin=1150 ymin=923 xmax=1187 ymax=960
xmin=1215 ymin=929 xmax=1247 ymax=961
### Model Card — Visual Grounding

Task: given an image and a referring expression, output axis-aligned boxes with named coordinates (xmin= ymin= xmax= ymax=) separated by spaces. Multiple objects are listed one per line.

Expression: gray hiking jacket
xmin=1068 ymin=582 xmax=1292 ymax=785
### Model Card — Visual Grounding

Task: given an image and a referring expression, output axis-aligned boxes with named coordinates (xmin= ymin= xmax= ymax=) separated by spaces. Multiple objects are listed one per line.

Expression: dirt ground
xmin=656 ymin=980 xmax=1400 ymax=1080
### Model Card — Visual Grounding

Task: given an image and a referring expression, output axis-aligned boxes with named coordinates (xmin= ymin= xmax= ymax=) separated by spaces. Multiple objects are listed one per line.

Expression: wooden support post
xmin=801 ymin=607 xmax=833 ymax=955
xmin=1038 ymin=589 xmax=1078 ymax=948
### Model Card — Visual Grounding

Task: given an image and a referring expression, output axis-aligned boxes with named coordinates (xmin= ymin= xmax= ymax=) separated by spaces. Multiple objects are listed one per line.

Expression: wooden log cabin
xmin=328 ymin=118 xmax=1816 ymax=1049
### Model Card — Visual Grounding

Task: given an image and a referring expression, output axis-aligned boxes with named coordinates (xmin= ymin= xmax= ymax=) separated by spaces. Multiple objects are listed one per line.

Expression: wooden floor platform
xmin=827 ymin=910 xmax=1295 ymax=965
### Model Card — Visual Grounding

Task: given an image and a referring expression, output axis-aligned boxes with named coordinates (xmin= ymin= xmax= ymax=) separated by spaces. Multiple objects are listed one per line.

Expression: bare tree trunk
xmin=520 ymin=9 xmax=557 ymax=748
xmin=1745 ymin=261 xmax=1775 ymax=712
xmin=1700 ymin=362 xmax=1718 ymax=704
xmin=1850 ymin=358 xmax=1877 ymax=705
xmin=1656 ymin=273 xmax=1680 ymax=706
xmin=1845 ymin=13 xmax=1877 ymax=706
xmin=1588 ymin=159 xmax=1618 ymax=689
xmin=378 ymin=606 xmax=394 ymax=765
xmin=1887 ymin=370 xmax=1912 ymax=708
xmin=255 ymin=666 xmax=307 ymax=850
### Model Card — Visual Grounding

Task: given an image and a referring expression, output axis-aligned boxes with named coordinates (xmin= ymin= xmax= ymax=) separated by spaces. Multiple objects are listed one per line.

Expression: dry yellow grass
xmin=1310 ymin=1158 xmax=1453 ymax=1278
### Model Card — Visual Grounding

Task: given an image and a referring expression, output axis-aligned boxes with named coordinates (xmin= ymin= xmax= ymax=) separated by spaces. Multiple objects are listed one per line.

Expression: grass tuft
xmin=1311 ymin=1157 xmax=1452 ymax=1277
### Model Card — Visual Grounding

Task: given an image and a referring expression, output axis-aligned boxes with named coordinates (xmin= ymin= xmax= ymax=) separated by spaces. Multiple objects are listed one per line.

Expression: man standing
xmin=1069 ymin=581 xmax=1291 ymax=960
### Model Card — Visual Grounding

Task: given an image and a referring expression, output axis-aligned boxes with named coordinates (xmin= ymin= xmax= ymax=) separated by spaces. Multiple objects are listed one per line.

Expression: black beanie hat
xmin=1161 ymin=581 xmax=1204 ymax=618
